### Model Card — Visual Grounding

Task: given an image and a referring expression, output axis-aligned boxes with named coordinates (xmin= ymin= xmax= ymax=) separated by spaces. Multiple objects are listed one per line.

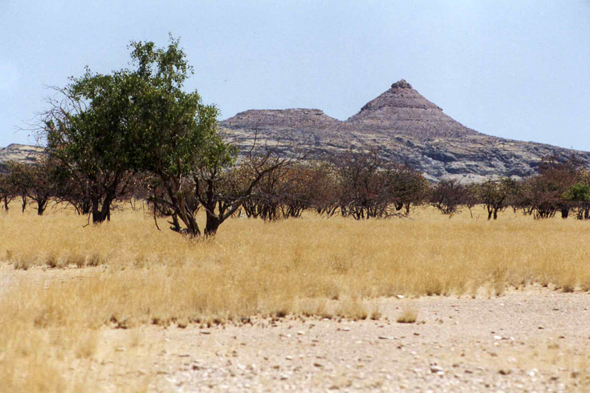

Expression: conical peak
xmin=391 ymin=79 xmax=412 ymax=89
xmin=349 ymin=80 xmax=442 ymax=119
xmin=346 ymin=80 xmax=478 ymax=139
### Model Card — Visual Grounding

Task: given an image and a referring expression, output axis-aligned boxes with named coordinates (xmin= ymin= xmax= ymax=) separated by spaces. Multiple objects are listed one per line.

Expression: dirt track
xmin=66 ymin=287 xmax=590 ymax=392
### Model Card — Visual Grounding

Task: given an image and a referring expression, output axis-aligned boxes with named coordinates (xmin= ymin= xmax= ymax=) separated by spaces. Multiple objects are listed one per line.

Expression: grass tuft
xmin=396 ymin=302 xmax=419 ymax=324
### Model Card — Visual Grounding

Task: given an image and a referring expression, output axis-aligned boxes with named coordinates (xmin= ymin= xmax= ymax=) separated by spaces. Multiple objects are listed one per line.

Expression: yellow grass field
xmin=1 ymin=203 xmax=590 ymax=391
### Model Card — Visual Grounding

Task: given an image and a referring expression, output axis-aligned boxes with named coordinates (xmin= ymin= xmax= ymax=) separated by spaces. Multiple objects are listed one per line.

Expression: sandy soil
xmin=66 ymin=287 xmax=590 ymax=392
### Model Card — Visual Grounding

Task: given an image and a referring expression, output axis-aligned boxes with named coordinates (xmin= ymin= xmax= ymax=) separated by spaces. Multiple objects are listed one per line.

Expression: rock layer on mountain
xmin=220 ymin=80 xmax=590 ymax=182
xmin=347 ymin=80 xmax=478 ymax=139
xmin=222 ymin=109 xmax=341 ymax=131
xmin=0 ymin=144 xmax=44 ymax=172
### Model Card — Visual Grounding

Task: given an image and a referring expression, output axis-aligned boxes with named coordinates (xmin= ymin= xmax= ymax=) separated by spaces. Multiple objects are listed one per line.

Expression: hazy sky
xmin=1 ymin=1 xmax=590 ymax=150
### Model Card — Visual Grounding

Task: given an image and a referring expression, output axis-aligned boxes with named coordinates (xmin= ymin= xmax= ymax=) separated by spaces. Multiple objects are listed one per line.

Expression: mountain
xmin=220 ymin=80 xmax=590 ymax=182
xmin=3 ymin=80 xmax=588 ymax=182
xmin=0 ymin=144 xmax=44 ymax=172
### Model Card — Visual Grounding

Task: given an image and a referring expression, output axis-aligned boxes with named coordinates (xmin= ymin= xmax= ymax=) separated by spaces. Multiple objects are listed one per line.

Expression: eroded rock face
xmin=0 ymin=144 xmax=44 ymax=172
xmin=220 ymin=80 xmax=590 ymax=182
xmin=220 ymin=108 xmax=354 ymax=156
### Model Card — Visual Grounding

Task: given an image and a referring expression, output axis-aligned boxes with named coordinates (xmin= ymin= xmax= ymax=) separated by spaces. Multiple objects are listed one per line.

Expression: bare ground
xmin=64 ymin=288 xmax=590 ymax=392
xmin=3 ymin=265 xmax=590 ymax=392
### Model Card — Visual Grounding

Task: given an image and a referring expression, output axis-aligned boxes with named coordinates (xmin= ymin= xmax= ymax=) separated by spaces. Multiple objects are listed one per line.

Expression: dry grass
xmin=396 ymin=302 xmax=419 ymax=324
xmin=2 ymin=203 xmax=590 ymax=391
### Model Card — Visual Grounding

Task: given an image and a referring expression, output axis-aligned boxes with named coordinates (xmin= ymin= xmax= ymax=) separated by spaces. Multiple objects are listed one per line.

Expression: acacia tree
xmin=306 ymin=162 xmax=341 ymax=217
xmin=40 ymin=36 xmax=285 ymax=234
xmin=562 ymin=170 xmax=590 ymax=220
xmin=5 ymin=162 xmax=30 ymax=212
xmin=384 ymin=164 xmax=428 ymax=215
xmin=430 ymin=179 xmax=469 ymax=216
xmin=125 ymin=37 xmax=287 ymax=236
xmin=331 ymin=150 xmax=386 ymax=219
xmin=0 ymin=171 xmax=15 ymax=211
xmin=474 ymin=178 xmax=516 ymax=220
xmin=16 ymin=158 xmax=58 ymax=215
xmin=241 ymin=163 xmax=316 ymax=221
xmin=42 ymin=67 xmax=138 ymax=223
xmin=512 ymin=155 xmax=581 ymax=219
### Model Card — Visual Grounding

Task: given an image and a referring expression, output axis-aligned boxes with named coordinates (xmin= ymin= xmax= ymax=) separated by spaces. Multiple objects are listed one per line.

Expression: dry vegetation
xmin=396 ymin=301 xmax=419 ymax=324
xmin=2 ymin=204 xmax=590 ymax=391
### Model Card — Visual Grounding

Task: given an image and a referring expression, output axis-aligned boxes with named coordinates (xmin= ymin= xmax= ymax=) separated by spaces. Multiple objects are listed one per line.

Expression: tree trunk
xmin=168 ymin=213 xmax=182 ymax=233
xmin=91 ymin=196 xmax=112 ymax=224
xmin=81 ymin=200 xmax=91 ymax=215
xmin=560 ymin=207 xmax=569 ymax=219
xmin=37 ymin=198 xmax=48 ymax=216
xmin=91 ymin=199 xmax=102 ymax=223
xmin=204 ymin=213 xmax=220 ymax=236
xmin=179 ymin=212 xmax=201 ymax=237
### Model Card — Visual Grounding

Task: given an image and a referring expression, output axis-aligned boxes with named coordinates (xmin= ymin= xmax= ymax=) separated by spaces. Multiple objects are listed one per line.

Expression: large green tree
xmin=43 ymin=67 xmax=138 ymax=223
xmin=128 ymin=38 xmax=288 ymax=236
xmin=43 ymin=36 xmax=284 ymax=235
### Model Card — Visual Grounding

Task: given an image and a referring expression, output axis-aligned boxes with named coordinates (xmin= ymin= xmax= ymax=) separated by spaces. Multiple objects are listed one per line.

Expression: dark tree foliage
xmin=430 ymin=179 xmax=470 ymax=216
xmin=0 ymin=170 xmax=15 ymax=211
xmin=306 ymin=163 xmax=341 ymax=218
xmin=514 ymin=177 xmax=560 ymax=219
xmin=37 ymin=36 xmax=288 ymax=236
xmin=242 ymin=163 xmax=316 ymax=221
xmin=241 ymin=166 xmax=284 ymax=221
xmin=3 ymin=159 xmax=59 ymax=215
xmin=562 ymin=170 xmax=590 ymax=220
xmin=198 ymin=152 xmax=288 ymax=236
xmin=383 ymin=164 xmax=429 ymax=215
xmin=331 ymin=150 xmax=387 ymax=219
xmin=473 ymin=178 xmax=517 ymax=220
xmin=277 ymin=166 xmax=320 ymax=219
xmin=50 ymin=164 xmax=92 ymax=215
xmin=513 ymin=155 xmax=582 ymax=219
xmin=41 ymin=67 xmax=138 ymax=223
xmin=325 ymin=150 xmax=428 ymax=219
xmin=4 ymin=162 xmax=31 ymax=213
xmin=237 ymin=150 xmax=429 ymax=222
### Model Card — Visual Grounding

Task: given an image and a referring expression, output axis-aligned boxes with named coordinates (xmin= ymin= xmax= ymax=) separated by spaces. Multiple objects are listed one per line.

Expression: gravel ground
xmin=76 ymin=287 xmax=590 ymax=392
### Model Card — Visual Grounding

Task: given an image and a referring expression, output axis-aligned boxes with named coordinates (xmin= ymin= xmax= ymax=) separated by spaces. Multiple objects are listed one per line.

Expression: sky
xmin=1 ymin=0 xmax=590 ymax=150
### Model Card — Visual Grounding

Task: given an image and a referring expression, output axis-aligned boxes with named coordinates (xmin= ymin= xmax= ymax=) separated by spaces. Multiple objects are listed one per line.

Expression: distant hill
xmin=220 ymin=80 xmax=590 ymax=182
xmin=3 ymin=80 xmax=589 ymax=182
xmin=0 ymin=144 xmax=44 ymax=173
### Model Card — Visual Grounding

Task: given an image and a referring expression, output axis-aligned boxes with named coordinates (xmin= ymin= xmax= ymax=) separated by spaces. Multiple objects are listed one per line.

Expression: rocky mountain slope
xmin=0 ymin=144 xmax=44 ymax=172
xmin=220 ymin=80 xmax=590 ymax=182
xmin=3 ymin=80 xmax=588 ymax=182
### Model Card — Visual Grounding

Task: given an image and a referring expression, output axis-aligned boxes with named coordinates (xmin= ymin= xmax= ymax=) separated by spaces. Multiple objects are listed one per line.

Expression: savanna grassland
xmin=2 ymin=204 xmax=590 ymax=392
